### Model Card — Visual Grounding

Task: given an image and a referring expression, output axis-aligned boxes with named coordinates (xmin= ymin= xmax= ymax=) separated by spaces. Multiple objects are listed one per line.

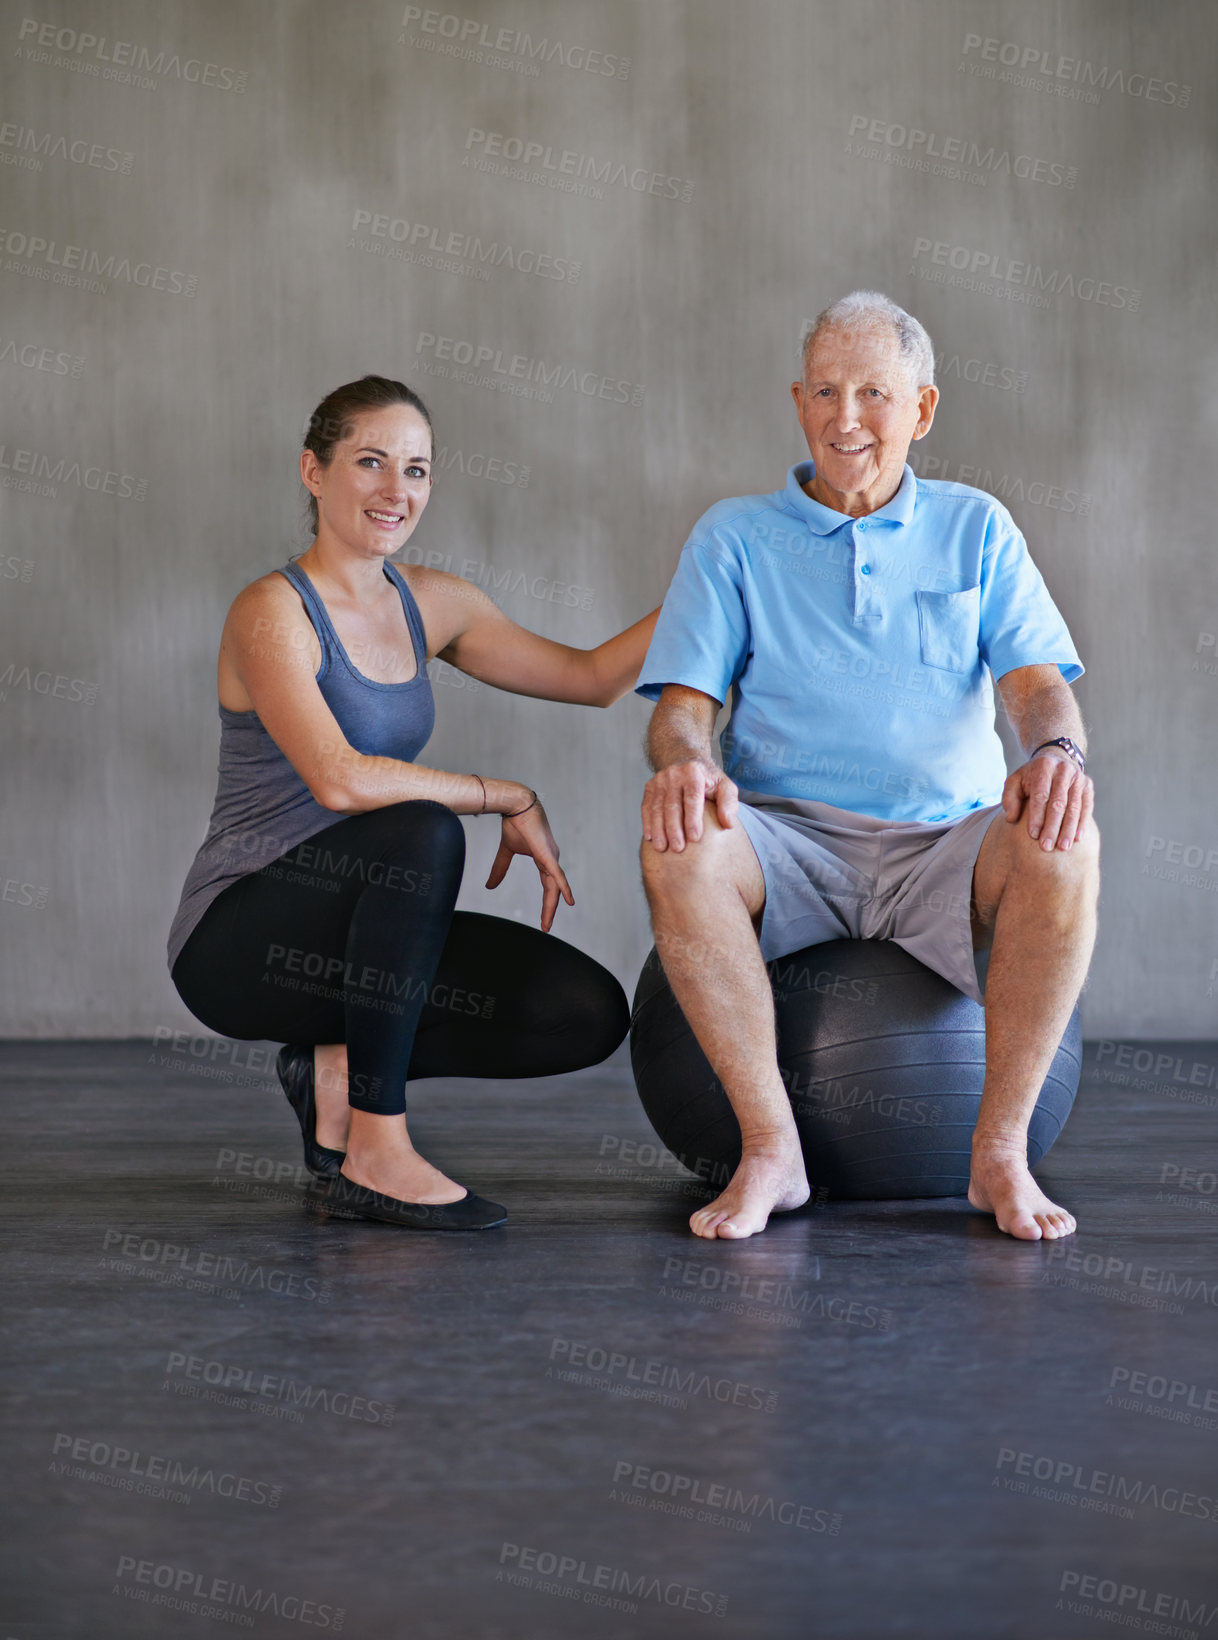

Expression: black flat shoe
xmin=318 ymin=1172 xmax=508 ymax=1230
xmin=276 ymin=1045 xmax=346 ymax=1179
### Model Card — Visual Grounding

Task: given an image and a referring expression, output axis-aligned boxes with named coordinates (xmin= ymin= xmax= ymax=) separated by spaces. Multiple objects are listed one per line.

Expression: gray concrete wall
xmin=1 ymin=0 xmax=1214 ymax=1037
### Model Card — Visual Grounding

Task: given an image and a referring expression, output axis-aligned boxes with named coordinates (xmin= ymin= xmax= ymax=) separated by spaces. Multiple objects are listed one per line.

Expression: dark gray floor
xmin=3 ymin=1038 xmax=1218 ymax=1640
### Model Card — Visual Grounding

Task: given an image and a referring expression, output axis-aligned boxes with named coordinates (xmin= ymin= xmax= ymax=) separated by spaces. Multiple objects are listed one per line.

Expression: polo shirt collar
xmin=784 ymin=461 xmax=917 ymax=533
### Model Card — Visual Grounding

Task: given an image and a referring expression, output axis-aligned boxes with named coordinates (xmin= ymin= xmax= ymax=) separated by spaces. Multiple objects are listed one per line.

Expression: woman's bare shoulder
xmin=224 ymin=565 xmax=311 ymax=635
xmin=400 ymin=561 xmax=500 ymax=615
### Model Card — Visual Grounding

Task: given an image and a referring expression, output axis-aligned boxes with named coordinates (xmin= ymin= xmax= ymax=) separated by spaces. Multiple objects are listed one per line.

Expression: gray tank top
xmin=166 ymin=557 xmax=436 ymax=971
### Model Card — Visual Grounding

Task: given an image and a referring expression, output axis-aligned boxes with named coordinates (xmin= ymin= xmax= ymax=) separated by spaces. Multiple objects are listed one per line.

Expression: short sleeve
xmin=978 ymin=510 xmax=1083 ymax=684
xmin=635 ymin=535 xmax=750 ymax=705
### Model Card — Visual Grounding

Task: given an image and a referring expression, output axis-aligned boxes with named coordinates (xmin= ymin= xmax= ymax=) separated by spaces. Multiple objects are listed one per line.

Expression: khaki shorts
xmin=734 ymin=793 xmax=1002 ymax=1004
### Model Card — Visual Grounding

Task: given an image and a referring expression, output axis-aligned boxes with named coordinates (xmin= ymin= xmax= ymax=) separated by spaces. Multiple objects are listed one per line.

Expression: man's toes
xmin=690 ymin=1204 xmax=765 ymax=1239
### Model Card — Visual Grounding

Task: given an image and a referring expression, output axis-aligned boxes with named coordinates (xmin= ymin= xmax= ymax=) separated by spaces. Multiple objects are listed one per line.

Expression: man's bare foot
xmin=968 ymin=1143 xmax=1076 ymax=1240
xmin=342 ymin=1111 xmax=467 ymax=1205
xmin=689 ymin=1148 xmax=810 ymax=1240
xmin=313 ymin=1045 xmax=351 ymax=1151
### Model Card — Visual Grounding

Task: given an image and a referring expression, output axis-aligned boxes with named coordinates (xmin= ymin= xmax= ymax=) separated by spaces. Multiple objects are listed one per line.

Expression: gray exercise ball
xmin=629 ymin=939 xmax=1081 ymax=1200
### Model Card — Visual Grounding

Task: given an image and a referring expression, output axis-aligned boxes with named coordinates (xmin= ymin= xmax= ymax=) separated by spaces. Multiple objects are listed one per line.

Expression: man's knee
xmin=643 ymin=819 xmax=766 ymax=911
xmin=1074 ymin=816 xmax=1101 ymax=871
xmin=640 ymin=826 xmax=724 ymax=897
xmin=1008 ymin=814 xmax=1101 ymax=893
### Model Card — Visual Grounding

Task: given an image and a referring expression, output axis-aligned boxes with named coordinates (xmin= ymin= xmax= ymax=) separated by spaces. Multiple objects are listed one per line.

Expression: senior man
xmin=637 ymin=290 xmax=1098 ymax=1244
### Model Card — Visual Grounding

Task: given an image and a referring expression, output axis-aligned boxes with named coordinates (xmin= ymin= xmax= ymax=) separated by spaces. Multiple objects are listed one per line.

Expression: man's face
xmin=791 ymin=326 xmax=937 ymax=514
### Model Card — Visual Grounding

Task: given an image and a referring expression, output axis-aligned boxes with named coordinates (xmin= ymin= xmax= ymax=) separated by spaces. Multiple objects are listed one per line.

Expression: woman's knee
xmin=526 ymin=956 xmax=630 ymax=1069
xmin=352 ymin=799 xmax=466 ymax=882
xmin=394 ymin=798 xmax=464 ymax=853
xmin=576 ymin=969 xmax=631 ymax=1064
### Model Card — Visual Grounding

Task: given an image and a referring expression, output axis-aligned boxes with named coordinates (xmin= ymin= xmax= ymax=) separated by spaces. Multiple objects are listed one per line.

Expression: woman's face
xmin=302 ymin=403 xmax=433 ymax=554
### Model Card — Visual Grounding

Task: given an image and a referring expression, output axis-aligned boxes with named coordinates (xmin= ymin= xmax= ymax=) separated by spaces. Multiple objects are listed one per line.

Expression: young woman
xmin=168 ymin=375 xmax=657 ymax=1231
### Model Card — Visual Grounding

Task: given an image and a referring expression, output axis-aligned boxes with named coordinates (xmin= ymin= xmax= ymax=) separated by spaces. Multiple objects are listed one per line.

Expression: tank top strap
xmin=381 ymin=559 xmax=431 ymax=672
xmin=276 ymin=558 xmax=340 ymax=679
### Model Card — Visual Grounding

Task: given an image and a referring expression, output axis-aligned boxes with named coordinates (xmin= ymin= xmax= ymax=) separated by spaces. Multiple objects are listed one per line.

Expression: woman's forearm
xmin=586 ymin=608 xmax=660 ymax=706
xmin=311 ymin=740 xmax=531 ymax=818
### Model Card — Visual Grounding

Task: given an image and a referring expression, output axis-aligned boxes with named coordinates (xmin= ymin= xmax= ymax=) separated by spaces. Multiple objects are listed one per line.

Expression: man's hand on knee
xmin=642 ymin=761 xmax=739 ymax=852
xmin=1001 ymin=751 xmax=1094 ymax=853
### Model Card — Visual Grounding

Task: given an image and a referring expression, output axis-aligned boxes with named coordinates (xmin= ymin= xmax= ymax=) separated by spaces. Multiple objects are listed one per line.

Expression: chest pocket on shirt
xmin=916 ymin=586 xmax=981 ymax=673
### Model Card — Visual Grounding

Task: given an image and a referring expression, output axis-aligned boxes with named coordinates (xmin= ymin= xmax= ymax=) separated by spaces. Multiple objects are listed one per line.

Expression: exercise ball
xmin=629 ymin=939 xmax=1081 ymax=1201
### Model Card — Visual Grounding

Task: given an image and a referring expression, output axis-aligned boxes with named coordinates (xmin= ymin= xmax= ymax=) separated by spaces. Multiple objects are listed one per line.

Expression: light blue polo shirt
xmin=636 ymin=461 xmax=1083 ymax=823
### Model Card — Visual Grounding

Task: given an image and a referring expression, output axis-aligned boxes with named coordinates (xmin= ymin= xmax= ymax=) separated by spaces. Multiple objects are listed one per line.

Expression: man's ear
xmin=913 ymin=384 xmax=940 ymax=439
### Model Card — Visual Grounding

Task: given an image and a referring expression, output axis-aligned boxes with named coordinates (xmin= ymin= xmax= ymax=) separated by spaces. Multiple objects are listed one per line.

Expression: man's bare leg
xmin=968 ymin=816 xmax=1100 ymax=1239
xmin=641 ymin=812 xmax=809 ymax=1239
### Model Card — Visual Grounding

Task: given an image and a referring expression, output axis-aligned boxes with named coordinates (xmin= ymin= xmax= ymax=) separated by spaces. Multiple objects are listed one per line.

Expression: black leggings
xmin=171 ymin=802 xmax=629 ymax=1114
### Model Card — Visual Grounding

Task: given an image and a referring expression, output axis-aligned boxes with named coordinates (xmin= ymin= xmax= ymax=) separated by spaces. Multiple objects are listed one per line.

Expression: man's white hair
xmin=800 ymin=291 xmax=935 ymax=389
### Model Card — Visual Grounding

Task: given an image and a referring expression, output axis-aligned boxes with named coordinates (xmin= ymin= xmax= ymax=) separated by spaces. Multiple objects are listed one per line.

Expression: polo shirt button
xmin=860 ymin=564 xmax=871 ymax=575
